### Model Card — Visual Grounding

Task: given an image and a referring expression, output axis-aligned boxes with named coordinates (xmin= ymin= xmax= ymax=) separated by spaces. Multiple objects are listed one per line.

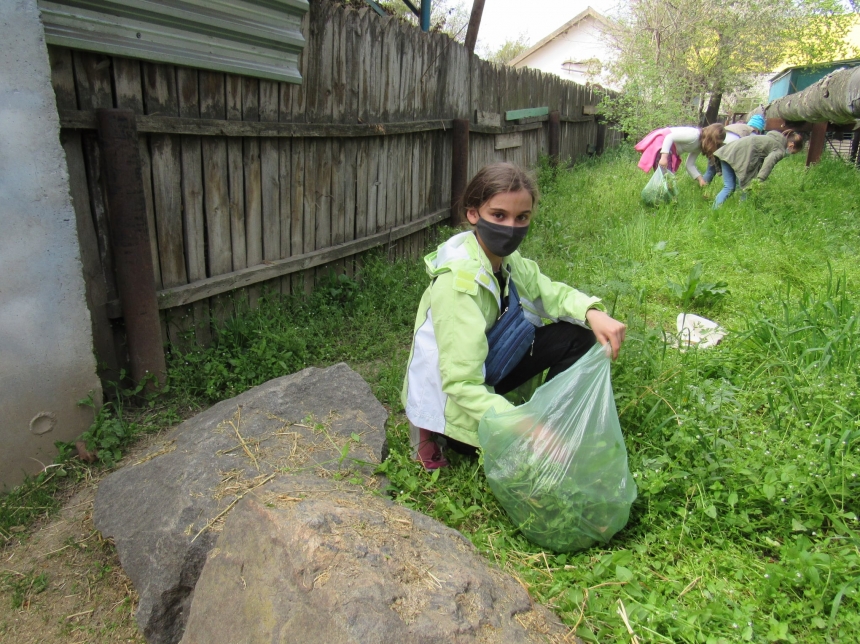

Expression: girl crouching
xmin=401 ymin=163 xmax=626 ymax=469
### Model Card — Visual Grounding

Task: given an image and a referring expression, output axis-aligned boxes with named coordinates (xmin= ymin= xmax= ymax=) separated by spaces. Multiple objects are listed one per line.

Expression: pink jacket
xmin=636 ymin=128 xmax=681 ymax=173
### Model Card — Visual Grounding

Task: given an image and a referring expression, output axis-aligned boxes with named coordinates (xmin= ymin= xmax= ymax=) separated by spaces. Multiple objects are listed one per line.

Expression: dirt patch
xmin=0 ymin=482 xmax=143 ymax=643
xmin=0 ymin=434 xmax=175 ymax=644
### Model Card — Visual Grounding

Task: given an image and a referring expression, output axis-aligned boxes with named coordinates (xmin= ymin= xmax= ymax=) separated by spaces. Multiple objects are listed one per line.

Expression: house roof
xmin=509 ymin=7 xmax=611 ymax=67
xmin=769 ymin=57 xmax=860 ymax=82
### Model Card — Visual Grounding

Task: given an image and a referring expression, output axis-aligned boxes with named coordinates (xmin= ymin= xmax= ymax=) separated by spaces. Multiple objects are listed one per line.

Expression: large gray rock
xmin=93 ymin=364 xmax=387 ymax=644
xmin=181 ymin=477 xmax=568 ymax=644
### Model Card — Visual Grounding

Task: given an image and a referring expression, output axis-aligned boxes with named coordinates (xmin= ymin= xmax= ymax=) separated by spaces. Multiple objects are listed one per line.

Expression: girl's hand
xmin=697 ymin=176 xmax=708 ymax=187
xmin=658 ymin=154 xmax=669 ymax=169
xmin=586 ymin=309 xmax=626 ymax=360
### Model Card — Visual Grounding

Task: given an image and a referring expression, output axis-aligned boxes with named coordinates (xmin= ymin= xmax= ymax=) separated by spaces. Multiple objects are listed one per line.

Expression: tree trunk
xmin=701 ymin=92 xmax=722 ymax=126
xmin=464 ymin=0 xmax=486 ymax=55
xmin=766 ymin=66 xmax=860 ymax=125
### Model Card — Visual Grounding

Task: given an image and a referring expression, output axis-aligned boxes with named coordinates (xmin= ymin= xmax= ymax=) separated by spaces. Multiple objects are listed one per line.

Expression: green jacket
xmin=401 ymin=231 xmax=602 ymax=447
xmin=714 ymin=130 xmax=788 ymax=189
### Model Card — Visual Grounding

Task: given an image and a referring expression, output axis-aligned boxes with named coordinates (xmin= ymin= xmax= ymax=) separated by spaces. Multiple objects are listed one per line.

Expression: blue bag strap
xmin=504 ymin=265 xmax=521 ymax=308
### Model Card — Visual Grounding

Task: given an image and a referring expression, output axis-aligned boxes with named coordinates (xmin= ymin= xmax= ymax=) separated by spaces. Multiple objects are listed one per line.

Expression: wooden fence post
xmin=595 ymin=122 xmax=607 ymax=156
xmin=451 ymin=118 xmax=470 ymax=226
xmin=548 ymin=110 xmax=560 ymax=165
xmin=806 ymin=121 xmax=827 ymax=166
xmin=95 ymin=109 xmax=167 ymax=388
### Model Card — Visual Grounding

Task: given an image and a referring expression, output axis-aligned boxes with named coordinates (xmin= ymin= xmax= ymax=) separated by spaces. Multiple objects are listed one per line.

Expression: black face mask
xmin=475 ymin=218 xmax=530 ymax=258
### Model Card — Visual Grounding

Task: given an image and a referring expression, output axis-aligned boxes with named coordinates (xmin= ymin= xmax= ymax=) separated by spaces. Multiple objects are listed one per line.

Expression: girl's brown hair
xmin=783 ymin=129 xmax=805 ymax=151
xmin=461 ymin=163 xmax=539 ymax=216
xmin=700 ymin=123 xmax=727 ymax=158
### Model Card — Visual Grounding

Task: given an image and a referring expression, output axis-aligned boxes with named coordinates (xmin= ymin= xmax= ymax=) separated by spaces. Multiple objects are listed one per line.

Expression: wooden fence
xmin=49 ymin=0 xmax=622 ymax=379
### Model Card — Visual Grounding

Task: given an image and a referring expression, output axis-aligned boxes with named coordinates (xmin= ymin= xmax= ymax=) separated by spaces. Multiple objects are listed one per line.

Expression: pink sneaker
xmin=412 ymin=426 xmax=449 ymax=471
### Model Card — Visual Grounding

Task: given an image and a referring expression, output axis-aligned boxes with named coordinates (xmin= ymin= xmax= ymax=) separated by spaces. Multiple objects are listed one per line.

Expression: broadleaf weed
xmin=665 ymin=261 xmax=729 ymax=309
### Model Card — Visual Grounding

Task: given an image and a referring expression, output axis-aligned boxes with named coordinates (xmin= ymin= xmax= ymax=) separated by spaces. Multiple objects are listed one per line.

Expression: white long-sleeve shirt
xmin=660 ymin=127 xmax=703 ymax=180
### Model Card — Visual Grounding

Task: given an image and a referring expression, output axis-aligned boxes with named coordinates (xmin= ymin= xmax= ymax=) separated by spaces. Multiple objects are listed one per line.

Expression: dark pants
xmin=446 ymin=322 xmax=596 ymax=456
xmin=493 ymin=321 xmax=597 ymax=395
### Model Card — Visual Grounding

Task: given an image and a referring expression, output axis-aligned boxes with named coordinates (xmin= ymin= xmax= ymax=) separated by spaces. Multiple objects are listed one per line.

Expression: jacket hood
xmin=747 ymin=114 xmax=765 ymax=131
xmin=765 ymin=130 xmax=787 ymax=147
xmin=423 ymin=231 xmax=501 ymax=278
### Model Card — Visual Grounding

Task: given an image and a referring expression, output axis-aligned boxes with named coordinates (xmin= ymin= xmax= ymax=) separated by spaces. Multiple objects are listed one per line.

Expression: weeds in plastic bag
xmin=479 ymin=344 xmax=637 ymax=553
xmin=490 ymin=447 xmax=634 ymax=552
xmin=641 ymin=167 xmax=679 ymax=206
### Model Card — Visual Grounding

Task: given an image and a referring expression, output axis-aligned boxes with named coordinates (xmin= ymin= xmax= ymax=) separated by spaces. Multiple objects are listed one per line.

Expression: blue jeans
xmin=713 ymin=160 xmax=737 ymax=207
xmin=702 ymin=159 xmax=718 ymax=184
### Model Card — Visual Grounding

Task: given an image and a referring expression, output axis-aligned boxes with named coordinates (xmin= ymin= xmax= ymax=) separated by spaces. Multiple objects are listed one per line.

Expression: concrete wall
xmin=514 ymin=17 xmax=616 ymax=89
xmin=0 ymin=0 xmax=102 ymax=489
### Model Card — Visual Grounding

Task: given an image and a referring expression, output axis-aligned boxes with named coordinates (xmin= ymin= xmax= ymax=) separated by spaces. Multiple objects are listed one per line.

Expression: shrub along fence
xmin=49 ymin=0 xmax=622 ymax=384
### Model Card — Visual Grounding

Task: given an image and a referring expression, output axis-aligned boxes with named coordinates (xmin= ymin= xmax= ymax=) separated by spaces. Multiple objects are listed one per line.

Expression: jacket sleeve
xmin=429 ymin=272 xmax=514 ymax=423
xmin=685 ymin=151 xmax=702 ymax=180
xmin=662 ymin=129 xmax=702 ymax=180
xmin=660 ymin=130 xmax=677 ymax=154
xmin=514 ymin=256 xmax=603 ymax=326
xmin=661 ymin=127 xmax=698 ymax=153
xmin=757 ymin=148 xmax=786 ymax=181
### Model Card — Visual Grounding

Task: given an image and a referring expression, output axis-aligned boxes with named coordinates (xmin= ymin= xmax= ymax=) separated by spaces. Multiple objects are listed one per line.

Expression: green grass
xmin=165 ymin=253 xmax=432 ymax=404
xmin=0 ymin=472 xmax=64 ymax=542
xmin=3 ymin=146 xmax=859 ymax=643
xmin=1 ymin=570 xmax=49 ymax=609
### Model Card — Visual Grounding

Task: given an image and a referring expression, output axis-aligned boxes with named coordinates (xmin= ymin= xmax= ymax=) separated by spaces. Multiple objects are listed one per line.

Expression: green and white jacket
xmin=401 ymin=231 xmax=602 ymax=447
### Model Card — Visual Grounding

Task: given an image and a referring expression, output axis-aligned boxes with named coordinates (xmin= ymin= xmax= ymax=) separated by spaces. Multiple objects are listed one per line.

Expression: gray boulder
xmin=93 ymin=364 xmax=388 ymax=644
xmin=181 ymin=476 xmax=568 ymax=644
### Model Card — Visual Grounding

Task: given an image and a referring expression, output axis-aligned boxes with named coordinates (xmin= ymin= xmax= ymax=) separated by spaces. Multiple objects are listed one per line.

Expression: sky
xmin=474 ymin=0 xmax=622 ymax=53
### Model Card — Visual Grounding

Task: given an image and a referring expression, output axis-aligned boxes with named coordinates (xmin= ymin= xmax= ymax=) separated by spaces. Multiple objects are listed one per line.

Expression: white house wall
xmin=514 ymin=17 xmax=615 ymax=88
xmin=0 ymin=0 xmax=102 ymax=489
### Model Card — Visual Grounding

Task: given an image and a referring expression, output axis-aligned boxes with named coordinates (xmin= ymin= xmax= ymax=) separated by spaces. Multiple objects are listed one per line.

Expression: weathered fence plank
xmin=242 ymin=77 xmax=263 ymax=304
xmin=144 ymin=64 xmax=189 ymax=346
xmin=143 ymin=64 xmax=184 ymax=287
xmin=290 ymin=138 xmax=306 ymax=294
xmin=278 ymin=79 xmax=293 ymax=294
xmin=150 ymin=208 xmax=450 ymax=310
xmin=200 ymin=71 xmax=234 ymax=325
xmin=177 ymin=67 xmax=209 ymax=347
xmin=260 ymin=80 xmax=281 ymax=267
xmin=60 ymin=109 xmax=600 ymax=136
xmin=226 ymin=75 xmax=247 ymax=276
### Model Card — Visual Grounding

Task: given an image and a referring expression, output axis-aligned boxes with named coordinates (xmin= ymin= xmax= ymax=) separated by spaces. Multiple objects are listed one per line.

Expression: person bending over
xmin=712 ymin=129 xmax=804 ymax=207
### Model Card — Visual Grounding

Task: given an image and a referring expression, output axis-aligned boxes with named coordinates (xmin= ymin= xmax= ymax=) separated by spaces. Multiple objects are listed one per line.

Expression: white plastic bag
xmin=641 ymin=167 xmax=679 ymax=206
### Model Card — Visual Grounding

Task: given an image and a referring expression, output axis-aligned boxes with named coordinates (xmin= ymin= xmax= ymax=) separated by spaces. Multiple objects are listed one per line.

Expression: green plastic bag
xmin=641 ymin=167 xmax=678 ymax=206
xmin=478 ymin=344 xmax=637 ymax=552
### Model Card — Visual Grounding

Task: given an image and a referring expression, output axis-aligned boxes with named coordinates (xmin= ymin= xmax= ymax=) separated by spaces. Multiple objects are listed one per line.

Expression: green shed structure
xmin=768 ymin=57 xmax=860 ymax=101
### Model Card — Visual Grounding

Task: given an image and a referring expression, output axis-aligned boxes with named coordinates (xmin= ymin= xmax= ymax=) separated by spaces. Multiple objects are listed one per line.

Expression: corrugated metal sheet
xmin=38 ymin=0 xmax=308 ymax=83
